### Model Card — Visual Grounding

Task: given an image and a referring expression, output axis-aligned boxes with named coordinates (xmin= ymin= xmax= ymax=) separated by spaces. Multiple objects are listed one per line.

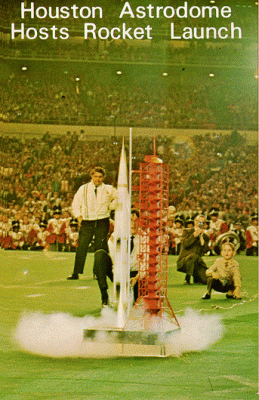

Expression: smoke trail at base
xmin=13 ymin=308 xmax=224 ymax=358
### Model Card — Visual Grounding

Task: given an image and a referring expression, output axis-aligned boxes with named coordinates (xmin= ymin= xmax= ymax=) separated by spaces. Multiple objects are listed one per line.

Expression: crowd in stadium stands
xmin=1 ymin=2 xmax=257 ymax=258
xmin=3 ymin=40 xmax=256 ymax=70
xmin=0 ymin=132 xmax=257 ymax=255
xmin=1 ymin=74 xmax=257 ymax=130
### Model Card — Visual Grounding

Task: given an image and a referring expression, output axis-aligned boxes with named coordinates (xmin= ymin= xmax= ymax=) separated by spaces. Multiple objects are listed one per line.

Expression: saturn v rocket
xmin=112 ymin=139 xmax=132 ymax=327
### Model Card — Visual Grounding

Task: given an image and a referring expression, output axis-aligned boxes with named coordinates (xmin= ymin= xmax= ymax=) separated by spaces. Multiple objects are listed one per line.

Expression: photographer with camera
xmin=177 ymin=215 xmax=209 ymax=285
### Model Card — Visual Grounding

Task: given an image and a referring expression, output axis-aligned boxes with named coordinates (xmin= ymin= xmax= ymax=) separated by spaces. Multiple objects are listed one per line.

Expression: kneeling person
xmin=177 ymin=214 xmax=209 ymax=284
xmin=202 ymin=242 xmax=242 ymax=300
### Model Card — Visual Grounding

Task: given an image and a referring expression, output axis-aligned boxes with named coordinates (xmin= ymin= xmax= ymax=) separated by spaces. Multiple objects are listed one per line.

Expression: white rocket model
xmin=112 ymin=138 xmax=131 ymax=328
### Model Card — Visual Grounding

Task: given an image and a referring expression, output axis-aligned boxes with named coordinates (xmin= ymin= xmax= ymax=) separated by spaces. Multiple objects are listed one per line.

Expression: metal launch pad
xmin=83 ymin=297 xmax=181 ymax=357
xmin=83 ymin=324 xmax=181 ymax=357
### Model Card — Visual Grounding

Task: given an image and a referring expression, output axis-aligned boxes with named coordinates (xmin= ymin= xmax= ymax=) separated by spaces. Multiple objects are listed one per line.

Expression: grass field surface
xmin=0 ymin=249 xmax=257 ymax=399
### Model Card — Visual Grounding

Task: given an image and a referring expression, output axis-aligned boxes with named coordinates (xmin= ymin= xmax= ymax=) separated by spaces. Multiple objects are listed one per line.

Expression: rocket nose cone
xmin=118 ymin=140 xmax=128 ymax=187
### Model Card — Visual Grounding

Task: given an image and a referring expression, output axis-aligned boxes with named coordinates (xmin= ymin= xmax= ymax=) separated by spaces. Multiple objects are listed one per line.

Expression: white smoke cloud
xmin=13 ymin=308 xmax=224 ymax=358
xmin=163 ymin=308 xmax=224 ymax=357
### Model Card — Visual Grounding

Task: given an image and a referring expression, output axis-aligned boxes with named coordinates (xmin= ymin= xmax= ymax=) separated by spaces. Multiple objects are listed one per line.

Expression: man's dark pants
xmin=72 ymin=218 xmax=109 ymax=276
xmin=93 ymin=249 xmax=113 ymax=304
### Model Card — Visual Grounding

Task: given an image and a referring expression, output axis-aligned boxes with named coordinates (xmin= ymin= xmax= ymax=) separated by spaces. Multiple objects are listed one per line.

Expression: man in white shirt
xmin=67 ymin=167 xmax=117 ymax=280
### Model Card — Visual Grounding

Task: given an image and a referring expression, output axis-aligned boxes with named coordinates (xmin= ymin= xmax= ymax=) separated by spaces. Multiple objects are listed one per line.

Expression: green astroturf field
xmin=0 ymin=250 xmax=258 ymax=400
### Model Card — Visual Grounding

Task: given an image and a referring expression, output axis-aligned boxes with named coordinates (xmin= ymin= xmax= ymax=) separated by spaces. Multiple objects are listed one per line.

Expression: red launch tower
xmin=127 ymin=142 xmax=180 ymax=330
